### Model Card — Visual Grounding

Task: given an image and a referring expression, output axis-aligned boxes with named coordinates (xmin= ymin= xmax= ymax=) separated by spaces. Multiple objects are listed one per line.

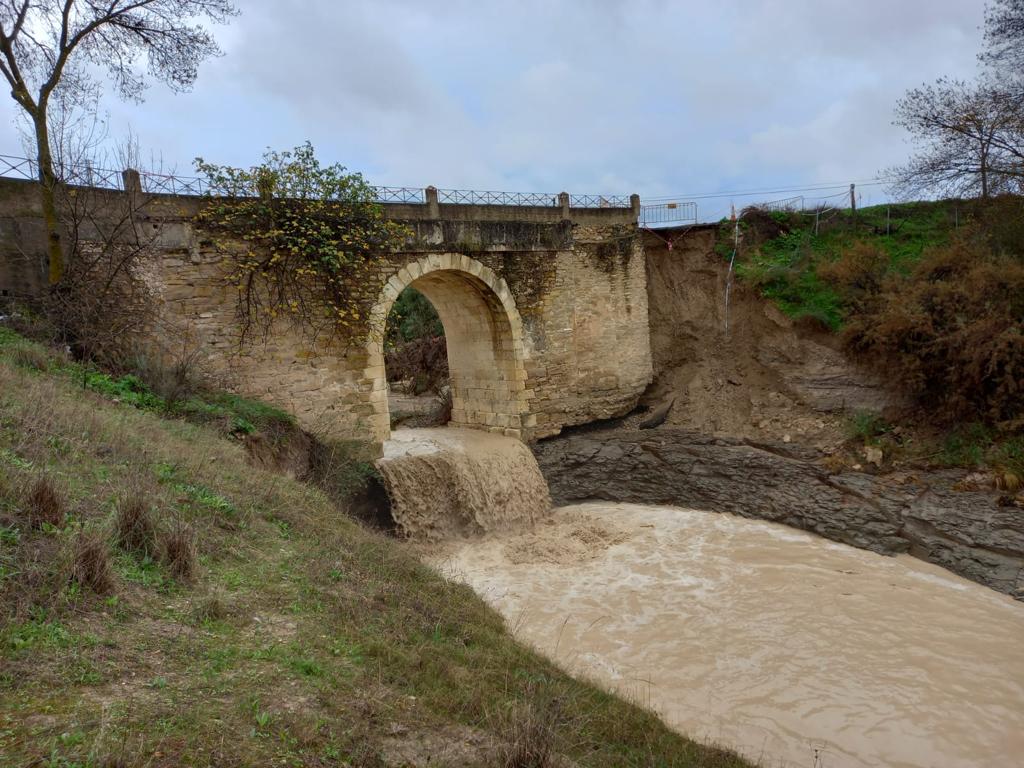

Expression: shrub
xmin=130 ymin=347 xmax=206 ymax=405
xmin=25 ymin=477 xmax=67 ymax=530
xmin=114 ymin=494 xmax=157 ymax=558
xmin=845 ymin=411 xmax=892 ymax=445
xmin=843 ymin=238 xmax=1024 ymax=427
xmin=817 ymin=241 xmax=890 ymax=312
xmin=162 ymin=521 xmax=197 ymax=581
xmin=70 ymin=528 xmax=114 ymax=595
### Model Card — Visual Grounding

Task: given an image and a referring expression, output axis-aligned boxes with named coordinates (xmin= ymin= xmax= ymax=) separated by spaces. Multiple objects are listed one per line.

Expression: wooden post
xmin=849 ymin=183 xmax=856 ymax=228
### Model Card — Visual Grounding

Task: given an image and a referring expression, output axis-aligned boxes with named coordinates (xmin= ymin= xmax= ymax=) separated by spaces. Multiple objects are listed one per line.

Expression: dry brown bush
xmin=163 ymin=521 xmax=197 ymax=581
xmin=25 ymin=476 xmax=67 ymax=529
xmin=70 ymin=528 xmax=114 ymax=595
xmin=114 ymin=493 xmax=157 ymax=558
xmin=737 ymin=206 xmax=800 ymax=248
xmin=818 ymin=241 xmax=890 ymax=312
xmin=843 ymin=238 xmax=1024 ymax=426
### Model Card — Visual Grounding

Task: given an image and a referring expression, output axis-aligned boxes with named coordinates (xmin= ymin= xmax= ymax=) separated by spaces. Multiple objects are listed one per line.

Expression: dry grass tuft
xmin=70 ymin=528 xmax=114 ymax=595
xmin=495 ymin=696 xmax=560 ymax=768
xmin=191 ymin=591 xmax=228 ymax=624
xmin=8 ymin=343 xmax=50 ymax=372
xmin=114 ymin=493 xmax=157 ymax=558
xmin=163 ymin=521 xmax=197 ymax=581
xmin=25 ymin=476 xmax=67 ymax=530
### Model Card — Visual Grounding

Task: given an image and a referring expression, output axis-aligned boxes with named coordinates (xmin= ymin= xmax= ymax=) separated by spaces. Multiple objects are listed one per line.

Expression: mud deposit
xmin=431 ymin=502 xmax=1024 ymax=768
xmin=377 ymin=427 xmax=551 ymax=539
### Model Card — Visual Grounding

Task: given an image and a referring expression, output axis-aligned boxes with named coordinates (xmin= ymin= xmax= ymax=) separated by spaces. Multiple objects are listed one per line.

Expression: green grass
xmin=0 ymin=344 xmax=751 ymax=767
xmin=0 ymin=328 xmax=296 ymax=439
xmin=728 ymin=201 xmax=958 ymax=329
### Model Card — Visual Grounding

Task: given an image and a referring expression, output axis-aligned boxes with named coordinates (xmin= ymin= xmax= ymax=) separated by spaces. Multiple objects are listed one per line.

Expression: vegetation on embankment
xmin=720 ymin=200 xmax=965 ymax=332
xmin=0 ymin=330 xmax=750 ymax=767
xmin=723 ymin=198 xmax=1024 ymax=481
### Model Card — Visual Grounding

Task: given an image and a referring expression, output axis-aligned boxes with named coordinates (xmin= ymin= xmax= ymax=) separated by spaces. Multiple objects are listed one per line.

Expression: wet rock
xmin=533 ymin=428 xmax=1024 ymax=599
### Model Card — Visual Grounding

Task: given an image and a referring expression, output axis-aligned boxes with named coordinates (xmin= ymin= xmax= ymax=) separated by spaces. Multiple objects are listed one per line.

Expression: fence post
xmin=558 ymin=191 xmax=570 ymax=219
xmin=849 ymin=183 xmax=857 ymax=227
xmin=122 ymin=168 xmax=142 ymax=198
xmin=425 ymin=186 xmax=440 ymax=218
xmin=630 ymin=193 xmax=641 ymax=221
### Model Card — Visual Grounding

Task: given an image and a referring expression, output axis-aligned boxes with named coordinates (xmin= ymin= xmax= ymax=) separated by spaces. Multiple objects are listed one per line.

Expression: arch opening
xmin=367 ymin=255 xmax=530 ymax=444
xmin=384 ymin=287 xmax=450 ymax=427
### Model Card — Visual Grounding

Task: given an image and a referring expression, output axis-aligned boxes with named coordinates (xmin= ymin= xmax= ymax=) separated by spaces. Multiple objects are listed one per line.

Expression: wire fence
xmin=0 ymin=154 xmax=632 ymax=210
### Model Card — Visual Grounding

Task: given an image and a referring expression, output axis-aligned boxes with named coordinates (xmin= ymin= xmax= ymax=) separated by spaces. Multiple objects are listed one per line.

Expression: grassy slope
xmin=0 ymin=335 xmax=749 ymax=767
xmin=728 ymin=201 xmax=1024 ymax=475
xmin=731 ymin=201 xmax=956 ymax=330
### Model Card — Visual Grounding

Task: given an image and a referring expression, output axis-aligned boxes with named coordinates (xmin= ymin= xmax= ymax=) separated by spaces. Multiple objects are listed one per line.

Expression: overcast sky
xmin=0 ymin=0 xmax=990 ymax=218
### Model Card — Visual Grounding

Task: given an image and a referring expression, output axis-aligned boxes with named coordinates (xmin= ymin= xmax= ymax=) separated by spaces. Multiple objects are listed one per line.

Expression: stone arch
xmin=366 ymin=253 xmax=532 ymax=443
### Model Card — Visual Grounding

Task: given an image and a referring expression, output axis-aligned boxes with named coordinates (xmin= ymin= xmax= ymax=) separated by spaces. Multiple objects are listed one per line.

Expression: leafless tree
xmin=982 ymin=0 xmax=1024 ymax=74
xmin=887 ymin=77 xmax=1024 ymax=199
xmin=0 ymin=0 xmax=237 ymax=285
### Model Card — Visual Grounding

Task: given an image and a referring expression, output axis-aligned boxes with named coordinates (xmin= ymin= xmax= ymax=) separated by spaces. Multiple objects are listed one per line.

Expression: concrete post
xmin=425 ymin=186 xmax=440 ymax=219
xmin=630 ymin=193 xmax=641 ymax=221
xmin=558 ymin=191 xmax=570 ymax=219
xmin=122 ymin=168 xmax=142 ymax=198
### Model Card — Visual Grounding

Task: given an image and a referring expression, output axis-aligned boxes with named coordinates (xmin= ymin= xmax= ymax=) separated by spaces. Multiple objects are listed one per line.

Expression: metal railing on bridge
xmin=0 ymin=154 xmax=633 ymax=210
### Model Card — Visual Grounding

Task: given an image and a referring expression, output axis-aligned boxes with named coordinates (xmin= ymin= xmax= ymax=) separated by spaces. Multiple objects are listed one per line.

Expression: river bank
xmin=533 ymin=426 xmax=1024 ymax=600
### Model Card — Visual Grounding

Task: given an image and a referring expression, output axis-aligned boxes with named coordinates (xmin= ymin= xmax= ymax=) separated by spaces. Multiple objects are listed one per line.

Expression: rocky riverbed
xmin=533 ymin=427 xmax=1024 ymax=599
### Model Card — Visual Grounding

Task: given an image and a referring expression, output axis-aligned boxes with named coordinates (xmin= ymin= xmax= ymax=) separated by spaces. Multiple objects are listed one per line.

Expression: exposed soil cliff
xmin=532 ymin=228 xmax=1024 ymax=599
xmin=640 ymin=227 xmax=900 ymax=449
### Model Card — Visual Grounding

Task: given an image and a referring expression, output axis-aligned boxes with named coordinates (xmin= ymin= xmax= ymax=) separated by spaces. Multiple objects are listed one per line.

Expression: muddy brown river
xmin=430 ymin=501 xmax=1024 ymax=768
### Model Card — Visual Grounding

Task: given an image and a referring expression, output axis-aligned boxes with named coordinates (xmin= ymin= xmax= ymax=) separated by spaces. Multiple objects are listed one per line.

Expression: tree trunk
xmin=33 ymin=110 xmax=64 ymax=285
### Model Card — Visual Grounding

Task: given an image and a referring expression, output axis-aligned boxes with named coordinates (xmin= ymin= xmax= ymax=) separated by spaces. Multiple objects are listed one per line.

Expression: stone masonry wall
xmin=0 ymin=179 xmax=653 ymax=451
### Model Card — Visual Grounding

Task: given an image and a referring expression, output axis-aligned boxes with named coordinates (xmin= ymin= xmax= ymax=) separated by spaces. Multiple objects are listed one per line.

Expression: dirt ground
xmin=637 ymin=227 xmax=901 ymax=451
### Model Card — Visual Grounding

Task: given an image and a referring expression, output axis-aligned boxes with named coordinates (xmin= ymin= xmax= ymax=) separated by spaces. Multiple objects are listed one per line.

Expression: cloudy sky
xmin=0 ymin=0 xmax=990 ymax=219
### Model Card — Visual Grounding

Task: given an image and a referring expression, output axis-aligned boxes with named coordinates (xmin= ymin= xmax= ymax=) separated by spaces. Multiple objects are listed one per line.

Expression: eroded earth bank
xmin=534 ymin=229 xmax=1024 ymax=600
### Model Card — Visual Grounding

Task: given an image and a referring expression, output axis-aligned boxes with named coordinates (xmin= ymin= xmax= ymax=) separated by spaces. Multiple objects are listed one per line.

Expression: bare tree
xmin=0 ymin=0 xmax=237 ymax=286
xmin=982 ymin=0 xmax=1024 ymax=74
xmin=887 ymin=77 xmax=1024 ymax=199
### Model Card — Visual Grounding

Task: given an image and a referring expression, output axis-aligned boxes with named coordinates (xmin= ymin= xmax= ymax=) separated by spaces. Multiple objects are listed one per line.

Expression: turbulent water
xmin=431 ymin=501 xmax=1024 ymax=768
xmin=377 ymin=427 xmax=551 ymax=539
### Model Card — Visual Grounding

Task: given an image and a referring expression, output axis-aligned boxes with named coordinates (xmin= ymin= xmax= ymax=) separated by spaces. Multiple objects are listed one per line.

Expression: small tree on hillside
xmin=887 ymin=77 xmax=1024 ymax=199
xmin=0 ymin=0 xmax=237 ymax=285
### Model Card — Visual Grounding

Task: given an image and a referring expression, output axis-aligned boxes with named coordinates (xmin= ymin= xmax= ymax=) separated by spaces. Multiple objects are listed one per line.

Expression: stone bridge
xmin=0 ymin=178 xmax=653 ymax=453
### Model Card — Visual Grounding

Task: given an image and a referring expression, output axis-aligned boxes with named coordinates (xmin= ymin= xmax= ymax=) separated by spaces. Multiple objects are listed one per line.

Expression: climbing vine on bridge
xmin=194 ymin=142 xmax=409 ymax=344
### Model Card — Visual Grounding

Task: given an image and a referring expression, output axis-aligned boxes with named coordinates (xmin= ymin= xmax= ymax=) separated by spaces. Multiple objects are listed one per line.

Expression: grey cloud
xmin=0 ymin=0 xmax=990 ymax=203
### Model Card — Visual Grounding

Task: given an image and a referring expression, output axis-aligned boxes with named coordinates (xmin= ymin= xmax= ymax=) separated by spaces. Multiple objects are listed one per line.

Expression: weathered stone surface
xmin=0 ymin=178 xmax=653 ymax=450
xmin=533 ymin=428 xmax=1024 ymax=599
